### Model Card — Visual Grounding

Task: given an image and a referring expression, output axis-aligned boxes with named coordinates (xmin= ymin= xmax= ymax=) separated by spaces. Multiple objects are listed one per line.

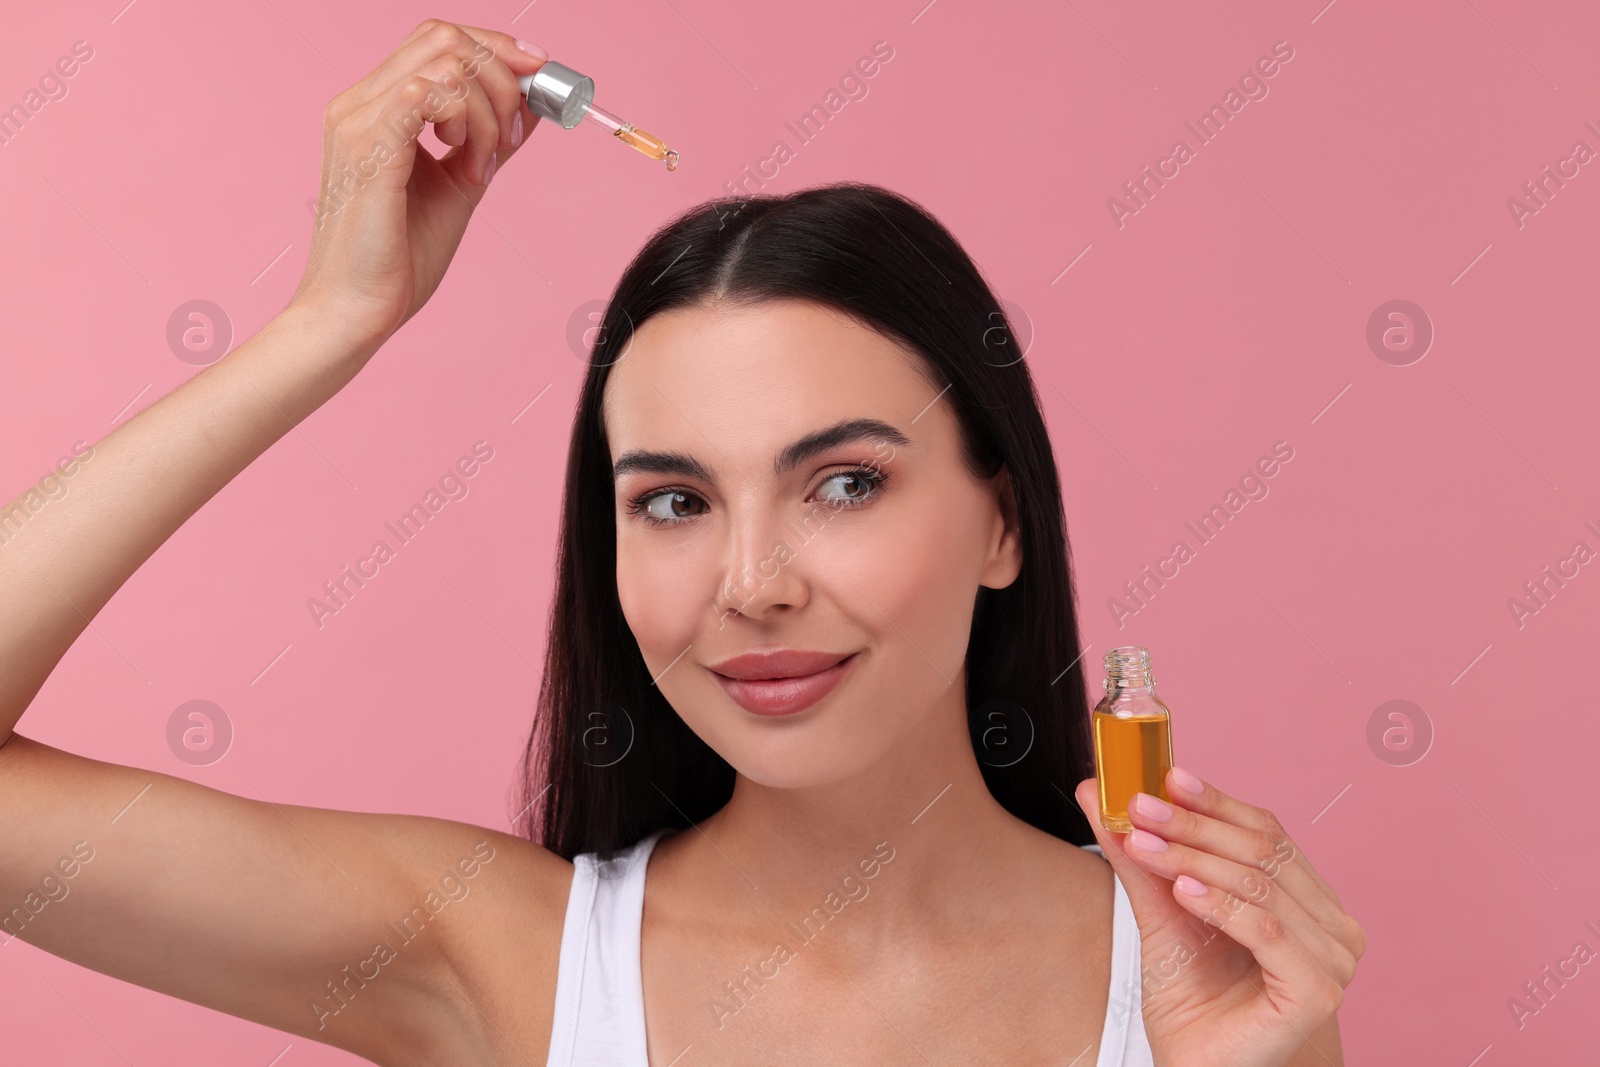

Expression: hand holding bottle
xmin=1074 ymin=766 xmax=1365 ymax=1066
xmin=287 ymin=19 xmax=546 ymax=355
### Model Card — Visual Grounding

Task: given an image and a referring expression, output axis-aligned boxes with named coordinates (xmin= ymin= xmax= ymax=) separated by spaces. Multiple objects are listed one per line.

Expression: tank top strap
xmin=1079 ymin=843 xmax=1157 ymax=1066
xmin=545 ymin=828 xmax=670 ymax=1067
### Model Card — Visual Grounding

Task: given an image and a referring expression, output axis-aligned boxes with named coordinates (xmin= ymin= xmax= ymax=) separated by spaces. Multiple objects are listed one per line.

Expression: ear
xmin=978 ymin=465 xmax=1024 ymax=590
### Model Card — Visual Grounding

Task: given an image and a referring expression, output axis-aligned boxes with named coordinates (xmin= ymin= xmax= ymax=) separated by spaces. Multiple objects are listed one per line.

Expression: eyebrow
xmin=611 ymin=417 xmax=912 ymax=483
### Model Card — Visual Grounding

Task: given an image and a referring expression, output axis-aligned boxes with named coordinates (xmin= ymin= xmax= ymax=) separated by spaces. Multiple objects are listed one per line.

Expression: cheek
xmin=616 ymin=530 xmax=711 ymax=657
xmin=899 ymin=526 xmax=979 ymax=652
xmin=821 ymin=494 xmax=986 ymax=664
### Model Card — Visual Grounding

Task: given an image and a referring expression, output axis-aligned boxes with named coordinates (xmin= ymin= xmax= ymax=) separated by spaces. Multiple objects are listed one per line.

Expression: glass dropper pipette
xmin=518 ymin=60 xmax=680 ymax=172
xmin=578 ymin=100 xmax=680 ymax=171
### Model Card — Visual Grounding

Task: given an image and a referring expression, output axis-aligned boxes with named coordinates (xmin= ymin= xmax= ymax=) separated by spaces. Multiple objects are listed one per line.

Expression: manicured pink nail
xmin=1176 ymin=875 xmax=1208 ymax=897
xmin=483 ymin=152 xmax=497 ymax=185
xmin=515 ymin=40 xmax=549 ymax=60
xmin=512 ymin=109 xmax=523 ymax=147
xmin=1171 ymin=766 xmax=1204 ymax=795
xmin=1133 ymin=792 xmax=1173 ymax=822
xmin=1128 ymin=828 xmax=1168 ymax=852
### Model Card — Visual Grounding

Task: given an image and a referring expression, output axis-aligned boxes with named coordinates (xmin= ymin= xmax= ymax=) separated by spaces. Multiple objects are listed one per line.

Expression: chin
xmin=713 ymin=722 xmax=893 ymax=790
xmin=729 ymin=759 xmax=857 ymax=790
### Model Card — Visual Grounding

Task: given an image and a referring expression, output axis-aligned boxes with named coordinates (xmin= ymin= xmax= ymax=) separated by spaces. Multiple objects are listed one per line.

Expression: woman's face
xmin=603 ymin=298 xmax=1022 ymax=788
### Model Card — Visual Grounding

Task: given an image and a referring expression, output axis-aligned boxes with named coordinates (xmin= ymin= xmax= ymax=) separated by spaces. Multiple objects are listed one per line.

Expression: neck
xmin=679 ymin=674 xmax=1039 ymax=940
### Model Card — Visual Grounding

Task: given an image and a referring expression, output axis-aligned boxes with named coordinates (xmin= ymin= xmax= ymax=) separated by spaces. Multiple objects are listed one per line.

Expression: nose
xmin=711 ymin=501 xmax=812 ymax=625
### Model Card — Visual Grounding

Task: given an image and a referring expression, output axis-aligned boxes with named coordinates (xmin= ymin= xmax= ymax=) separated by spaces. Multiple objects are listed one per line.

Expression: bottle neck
xmin=1103 ymin=646 xmax=1156 ymax=692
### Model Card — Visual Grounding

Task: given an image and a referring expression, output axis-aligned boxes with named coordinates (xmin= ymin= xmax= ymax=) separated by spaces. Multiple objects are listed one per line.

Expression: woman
xmin=0 ymin=18 xmax=1363 ymax=1067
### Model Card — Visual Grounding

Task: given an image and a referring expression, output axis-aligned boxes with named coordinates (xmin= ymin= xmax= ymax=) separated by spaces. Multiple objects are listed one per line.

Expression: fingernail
xmin=1128 ymin=828 xmax=1168 ymax=852
xmin=1133 ymin=792 xmax=1173 ymax=822
xmin=483 ymin=152 xmax=498 ymax=185
xmin=1176 ymin=875 xmax=1208 ymax=897
xmin=512 ymin=109 xmax=523 ymax=147
xmin=515 ymin=40 xmax=549 ymax=60
xmin=1171 ymin=766 xmax=1204 ymax=795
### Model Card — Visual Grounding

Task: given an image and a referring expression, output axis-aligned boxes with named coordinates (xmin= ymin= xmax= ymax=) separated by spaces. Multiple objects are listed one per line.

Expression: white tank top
xmin=543 ymin=828 xmax=1157 ymax=1066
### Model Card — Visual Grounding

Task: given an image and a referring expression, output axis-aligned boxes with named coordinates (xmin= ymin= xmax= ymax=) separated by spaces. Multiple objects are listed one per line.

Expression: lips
xmin=710 ymin=649 xmax=852 ymax=680
xmin=709 ymin=650 xmax=859 ymax=716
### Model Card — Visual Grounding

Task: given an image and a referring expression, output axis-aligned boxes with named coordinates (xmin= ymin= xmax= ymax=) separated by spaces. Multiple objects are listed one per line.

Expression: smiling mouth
xmin=711 ymin=652 xmax=860 ymax=716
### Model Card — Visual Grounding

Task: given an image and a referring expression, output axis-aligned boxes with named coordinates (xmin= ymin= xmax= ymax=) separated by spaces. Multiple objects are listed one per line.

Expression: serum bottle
xmin=1092 ymin=645 xmax=1175 ymax=833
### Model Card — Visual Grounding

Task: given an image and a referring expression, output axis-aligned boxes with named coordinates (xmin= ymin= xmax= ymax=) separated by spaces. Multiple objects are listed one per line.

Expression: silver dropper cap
xmin=517 ymin=61 xmax=594 ymax=129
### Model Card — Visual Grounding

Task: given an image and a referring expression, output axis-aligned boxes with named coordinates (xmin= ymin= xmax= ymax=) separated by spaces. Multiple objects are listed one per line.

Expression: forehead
xmin=602 ymin=298 xmax=932 ymax=454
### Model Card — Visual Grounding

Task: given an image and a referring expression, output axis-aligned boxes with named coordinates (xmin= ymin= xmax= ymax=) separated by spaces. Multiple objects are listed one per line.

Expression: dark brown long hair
xmin=515 ymin=181 xmax=1096 ymax=859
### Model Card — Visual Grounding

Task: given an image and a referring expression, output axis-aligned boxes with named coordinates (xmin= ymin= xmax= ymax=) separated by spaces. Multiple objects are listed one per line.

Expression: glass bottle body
xmin=1091 ymin=646 xmax=1174 ymax=833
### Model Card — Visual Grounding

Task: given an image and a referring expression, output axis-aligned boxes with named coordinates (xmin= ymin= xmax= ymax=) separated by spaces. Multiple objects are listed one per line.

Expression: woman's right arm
xmin=0 ymin=20 xmax=570 ymax=1065
xmin=0 ymin=301 xmax=376 ymax=730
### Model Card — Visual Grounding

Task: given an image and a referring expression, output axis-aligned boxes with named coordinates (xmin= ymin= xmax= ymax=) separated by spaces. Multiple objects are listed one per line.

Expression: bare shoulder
xmin=422 ymin=820 xmax=577 ymax=1058
xmin=267 ymin=812 xmax=579 ymax=1057
xmin=1004 ymin=818 xmax=1117 ymax=925
xmin=997 ymin=820 xmax=1119 ymax=1029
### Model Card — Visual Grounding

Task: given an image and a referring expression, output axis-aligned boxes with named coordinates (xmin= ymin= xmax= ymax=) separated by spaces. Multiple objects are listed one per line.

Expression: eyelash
xmin=624 ymin=466 xmax=891 ymax=528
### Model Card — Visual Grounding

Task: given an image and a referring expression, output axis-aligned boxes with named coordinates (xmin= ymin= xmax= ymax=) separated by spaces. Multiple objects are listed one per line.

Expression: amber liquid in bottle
xmin=1092 ymin=646 xmax=1174 ymax=833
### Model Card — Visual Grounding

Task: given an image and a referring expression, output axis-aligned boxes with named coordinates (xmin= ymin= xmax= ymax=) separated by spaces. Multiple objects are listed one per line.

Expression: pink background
xmin=3 ymin=0 xmax=1597 ymax=1062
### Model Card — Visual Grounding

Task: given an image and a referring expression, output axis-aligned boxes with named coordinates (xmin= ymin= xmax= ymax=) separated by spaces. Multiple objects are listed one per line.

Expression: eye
xmin=623 ymin=465 xmax=890 ymax=529
xmin=628 ymin=489 xmax=707 ymax=526
xmin=816 ymin=467 xmax=887 ymax=507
